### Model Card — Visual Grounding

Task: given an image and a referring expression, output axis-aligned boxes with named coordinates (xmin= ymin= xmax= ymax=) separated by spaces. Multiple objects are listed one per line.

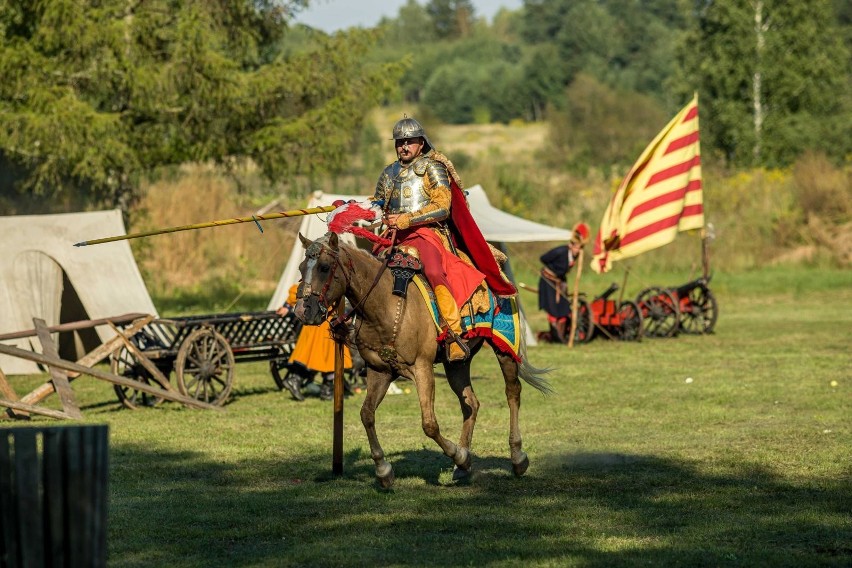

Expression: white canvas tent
xmin=267 ymin=186 xmax=574 ymax=345
xmin=0 ymin=210 xmax=158 ymax=374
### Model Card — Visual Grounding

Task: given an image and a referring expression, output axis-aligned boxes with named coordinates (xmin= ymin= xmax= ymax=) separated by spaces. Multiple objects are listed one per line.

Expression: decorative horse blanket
xmin=411 ymin=275 xmax=522 ymax=362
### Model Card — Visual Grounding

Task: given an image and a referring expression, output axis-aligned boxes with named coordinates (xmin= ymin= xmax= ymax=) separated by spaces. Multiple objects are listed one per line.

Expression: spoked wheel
xmin=269 ymin=349 xmax=308 ymax=402
xmin=269 ymin=341 xmax=296 ymax=391
xmin=175 ymin=327 xmax=235 ymax=406
xmin=615 ymin=301 xmax=643 ymax=341
xmin=570 ymin=298 xmax=595 ymax=344
xmin=635 ymin=287 xmax=680 ymax=338
xmin=679 ymin=285 xmax=719 ymax=334
xmin=111 ymin=347 xmax=170 ymax=410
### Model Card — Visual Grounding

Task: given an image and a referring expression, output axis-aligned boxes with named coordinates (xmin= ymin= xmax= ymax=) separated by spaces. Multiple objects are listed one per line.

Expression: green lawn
xmin=5 ymin=267 xmax=850 ymax=566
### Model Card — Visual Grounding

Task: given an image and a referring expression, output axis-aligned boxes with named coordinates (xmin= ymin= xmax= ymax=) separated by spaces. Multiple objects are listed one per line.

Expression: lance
xmin=73 ymin=205 xmax=338 ymax=247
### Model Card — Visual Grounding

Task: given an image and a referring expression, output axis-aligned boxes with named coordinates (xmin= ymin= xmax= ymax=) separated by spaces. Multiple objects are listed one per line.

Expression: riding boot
xmin=319 ymin=373 xmax=334 ymax=401
xmin=435 ymin=285 xmax=469 ymax=362
xmin=282 ymin=370 xmax=305 ymax=402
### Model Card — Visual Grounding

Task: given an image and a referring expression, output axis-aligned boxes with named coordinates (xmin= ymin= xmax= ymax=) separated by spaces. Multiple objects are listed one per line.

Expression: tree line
xmin=1 ymin=0 xmax=848 ymax=214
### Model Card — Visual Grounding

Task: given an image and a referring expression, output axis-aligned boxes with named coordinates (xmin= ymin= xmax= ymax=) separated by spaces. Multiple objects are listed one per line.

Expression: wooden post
xmin=568 ymin=249 xmax=585 ymax=348
xmin=12 ymin=316 xmax=153 ymax=409
xmin=332 ymin=339 xmax=345 ymax=476
xmin=702 ymin=227 xmax=711 ymax=280
xmin=34 ymin=318 xmax=83 ymax=419
xmin=0 ymin=367 xmax=23 ymax=419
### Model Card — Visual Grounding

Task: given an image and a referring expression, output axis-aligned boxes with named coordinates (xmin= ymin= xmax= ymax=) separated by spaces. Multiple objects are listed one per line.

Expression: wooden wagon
xmin=112 ymin=311 xmax=302 ymax=408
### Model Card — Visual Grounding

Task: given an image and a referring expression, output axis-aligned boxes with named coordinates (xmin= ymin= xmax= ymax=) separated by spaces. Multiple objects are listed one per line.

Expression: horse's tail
xmin=517 ymin=315 xmax=555 ymax=396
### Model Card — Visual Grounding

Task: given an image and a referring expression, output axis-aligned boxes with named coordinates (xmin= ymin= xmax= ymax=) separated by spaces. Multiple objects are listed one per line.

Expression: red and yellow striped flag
xmin=591 ymin=93 xmax=704 ymax=274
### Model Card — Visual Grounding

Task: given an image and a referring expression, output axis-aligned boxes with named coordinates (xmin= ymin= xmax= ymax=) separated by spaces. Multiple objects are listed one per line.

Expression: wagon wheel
xmin=680 ymin=286 xmax=719 ymax=334
xmin=111 ymin=347 xmax=170 ymax=410
xmin=175 ymin=327 xmax=235 ymax=406
xmin=269 ymin=314 xmax=301 ymax=390
xmin=571 ymin=297 xmax=595 ymax=344
xmin=635 ymin=287 xmax=679 ymax=338
xmin=615 ymin=300 xmax=643 ymax=341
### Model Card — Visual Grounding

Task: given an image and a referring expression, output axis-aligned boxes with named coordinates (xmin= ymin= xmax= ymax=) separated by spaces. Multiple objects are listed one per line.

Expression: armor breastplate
xmin=385 ymin=158 xmax=431 ymax=215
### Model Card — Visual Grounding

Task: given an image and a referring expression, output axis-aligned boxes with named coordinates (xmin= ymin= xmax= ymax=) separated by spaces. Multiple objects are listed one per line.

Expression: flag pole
xmin=567 ymin=249 xmax=584 ymax=348
xmin=73 ymin=205 xmax=337 ymax=247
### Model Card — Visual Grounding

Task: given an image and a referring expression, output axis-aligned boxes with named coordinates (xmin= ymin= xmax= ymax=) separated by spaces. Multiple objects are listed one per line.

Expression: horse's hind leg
xmin=360 ymin=368 xmax=395 ymax=488
xmin=444 ymin=360 xmax=479 ymax=480
xmin=496 ymin=351 xmax=529 ymax=477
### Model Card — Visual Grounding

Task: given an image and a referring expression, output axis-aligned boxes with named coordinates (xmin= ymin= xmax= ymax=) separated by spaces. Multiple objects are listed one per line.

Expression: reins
xmin=328 ymin=229 xmax=397 ymax=330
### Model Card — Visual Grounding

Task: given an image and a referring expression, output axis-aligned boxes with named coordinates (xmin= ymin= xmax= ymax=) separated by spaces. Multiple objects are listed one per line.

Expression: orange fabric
xmin=286 ymin=284 xmax=298 ymax=306
xmin=288 ymin=320 xmax=352 ymax=373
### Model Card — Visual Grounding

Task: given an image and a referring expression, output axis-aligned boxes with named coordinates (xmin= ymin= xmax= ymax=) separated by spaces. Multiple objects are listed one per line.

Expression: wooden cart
xmin=112 ymin=311 xmax=302 ymax=408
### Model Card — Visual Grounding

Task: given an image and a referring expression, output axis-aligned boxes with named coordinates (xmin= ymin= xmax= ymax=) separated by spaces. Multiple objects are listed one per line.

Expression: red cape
xmin=448 ymin=181 xmax=517 ymax=297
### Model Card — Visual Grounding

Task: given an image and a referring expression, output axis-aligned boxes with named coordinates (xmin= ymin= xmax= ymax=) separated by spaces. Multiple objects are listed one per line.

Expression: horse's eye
xmin=318 ymin=263 xmax=330 ymax=274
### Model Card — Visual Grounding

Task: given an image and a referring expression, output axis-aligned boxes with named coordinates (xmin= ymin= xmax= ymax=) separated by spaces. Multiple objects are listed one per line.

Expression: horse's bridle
xmin=299 ymin=233 xmax=397 ymax=330
xmin=297 ymin=240 xmax=352 ymax=321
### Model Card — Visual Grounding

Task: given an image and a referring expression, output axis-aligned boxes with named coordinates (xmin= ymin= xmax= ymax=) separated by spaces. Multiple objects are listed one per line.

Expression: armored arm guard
xmin=373 ymin=168 xmax=393 ymax=206
xmin=397 ymin=160 xmax=451 ymax=230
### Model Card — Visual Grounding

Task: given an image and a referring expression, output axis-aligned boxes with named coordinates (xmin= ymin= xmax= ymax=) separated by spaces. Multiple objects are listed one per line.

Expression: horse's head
xmin=293 ymin=232 xmax=347 ymax=325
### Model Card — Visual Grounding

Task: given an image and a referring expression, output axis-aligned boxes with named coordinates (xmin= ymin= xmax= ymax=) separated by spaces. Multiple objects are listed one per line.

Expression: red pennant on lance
xmin=592 ymin=93 xmax=704 ymax=274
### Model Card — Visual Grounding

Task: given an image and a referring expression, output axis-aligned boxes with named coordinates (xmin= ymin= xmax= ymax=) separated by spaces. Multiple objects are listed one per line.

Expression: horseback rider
xmin=372 ymin=116 xmax=516 ymax=361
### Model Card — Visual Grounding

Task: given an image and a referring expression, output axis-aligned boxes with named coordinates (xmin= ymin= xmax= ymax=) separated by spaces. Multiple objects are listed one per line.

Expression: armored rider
xmin=372 ymin=117 xmax=491 ymax=362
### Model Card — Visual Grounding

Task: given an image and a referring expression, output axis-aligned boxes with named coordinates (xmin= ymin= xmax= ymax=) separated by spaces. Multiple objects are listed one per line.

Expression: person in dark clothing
xmin=538 ymin=222 xmax=590 ymax=343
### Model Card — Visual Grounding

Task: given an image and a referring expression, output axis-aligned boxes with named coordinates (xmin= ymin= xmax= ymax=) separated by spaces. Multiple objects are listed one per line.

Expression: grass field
xmin=5 ymin=266 xmax=850 ymax=566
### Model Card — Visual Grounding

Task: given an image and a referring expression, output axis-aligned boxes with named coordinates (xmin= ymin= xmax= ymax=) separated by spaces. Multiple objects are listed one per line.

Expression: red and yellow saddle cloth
xmin=412 ymin=276 xmax=522 ymax=362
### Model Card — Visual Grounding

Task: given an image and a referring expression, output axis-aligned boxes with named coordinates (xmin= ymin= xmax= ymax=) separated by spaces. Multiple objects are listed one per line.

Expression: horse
xmin=293 ymin=232 xmax=552 ymax=488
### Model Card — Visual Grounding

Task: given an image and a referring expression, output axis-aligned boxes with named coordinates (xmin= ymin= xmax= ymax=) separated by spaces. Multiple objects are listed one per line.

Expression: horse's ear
xmin=298 ymin=233 xmax=311 ymax=248
xmin=327 ymin=231 xmax=339 ymax=249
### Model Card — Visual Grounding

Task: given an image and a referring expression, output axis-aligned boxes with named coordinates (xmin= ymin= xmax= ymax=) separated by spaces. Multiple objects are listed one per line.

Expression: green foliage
xmin=0 ymin=1 xmax=403 ymax=214
xmin=521 ymin=0 xmax=689 ymax=104
xmin=672 ymin=0 xmax=851 ymax=167
xmin=421 ymin=55 xmax=527 ymax=123
xmin=548 ymin=74 xmax=668 ymax=172
xmin=425 ymin=0 xmax=476 ymax=38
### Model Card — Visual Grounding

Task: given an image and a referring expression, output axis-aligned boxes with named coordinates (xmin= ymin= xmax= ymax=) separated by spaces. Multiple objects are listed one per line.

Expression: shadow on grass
xmin=107 ymin=443 xmax=851 ymax=567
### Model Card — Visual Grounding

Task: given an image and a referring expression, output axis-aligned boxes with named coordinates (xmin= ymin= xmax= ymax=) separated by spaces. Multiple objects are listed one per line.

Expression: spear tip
xmin=73 ymin=241 xmax=87 ymax=247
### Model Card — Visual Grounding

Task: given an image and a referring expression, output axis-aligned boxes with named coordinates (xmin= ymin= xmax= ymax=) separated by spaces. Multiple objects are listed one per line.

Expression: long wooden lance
xmin=73 ymin=205 xmax=338 ymax=247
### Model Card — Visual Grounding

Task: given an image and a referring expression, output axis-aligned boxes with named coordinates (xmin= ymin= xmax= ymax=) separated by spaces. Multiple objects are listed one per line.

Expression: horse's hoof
xmin=512 ymin=453 xmax=529 ymax=477
xmin=376 ymin=463 xmax=395 ymax=489
xmin=455 ymin=446 xmax=471 ymax=470
xmin=452 ymin=465 xmax=471 ymax=482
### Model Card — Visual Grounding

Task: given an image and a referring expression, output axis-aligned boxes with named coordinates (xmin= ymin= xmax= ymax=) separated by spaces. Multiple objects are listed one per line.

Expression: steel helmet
xmin=391 ymin=116 xmax=433 ymax=153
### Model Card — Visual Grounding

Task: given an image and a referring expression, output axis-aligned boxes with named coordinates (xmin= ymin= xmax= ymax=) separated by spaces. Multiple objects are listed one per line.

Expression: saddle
xmin=386 ymin=249 xmax=422 ymax=298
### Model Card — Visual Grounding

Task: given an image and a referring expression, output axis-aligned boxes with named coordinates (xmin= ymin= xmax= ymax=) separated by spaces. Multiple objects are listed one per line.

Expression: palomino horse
xmin=293 ymin=232 xmax=552 ymax=488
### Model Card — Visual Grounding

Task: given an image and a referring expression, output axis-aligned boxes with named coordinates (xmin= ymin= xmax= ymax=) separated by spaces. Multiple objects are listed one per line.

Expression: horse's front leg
xmin=360 ymin=367 xmax=394 ymax=488
xmin=412 ymin=362 xmax=470 ymax=473
xmin=444 ymin=359 xmax=479 ymax=481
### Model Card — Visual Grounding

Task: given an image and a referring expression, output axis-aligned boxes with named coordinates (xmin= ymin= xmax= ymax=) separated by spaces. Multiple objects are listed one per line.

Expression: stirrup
xmin=444 ymin=330 xmax=470 ymax=362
